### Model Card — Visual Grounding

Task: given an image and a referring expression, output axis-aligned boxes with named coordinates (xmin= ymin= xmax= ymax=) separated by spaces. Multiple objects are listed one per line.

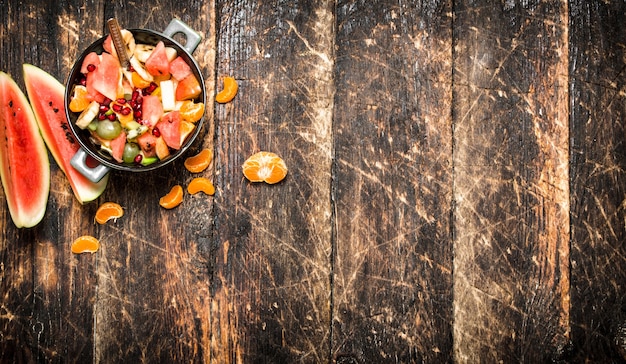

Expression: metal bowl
xmin=64 ymin=19 xmax=205 ymax=182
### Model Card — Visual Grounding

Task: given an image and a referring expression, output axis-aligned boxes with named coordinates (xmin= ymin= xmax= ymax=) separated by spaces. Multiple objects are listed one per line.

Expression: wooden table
xmin=1 ymin=0 xmax=625 ymax=362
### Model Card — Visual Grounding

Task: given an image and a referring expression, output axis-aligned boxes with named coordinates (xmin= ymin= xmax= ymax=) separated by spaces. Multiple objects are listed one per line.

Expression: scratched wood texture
xmin=0 ymin=0 xmax=625 ymax=363
xmin=453 ymin=1 xmax=572 ymax=362
xmin=332 ymin=1 xmax=453 ymax=362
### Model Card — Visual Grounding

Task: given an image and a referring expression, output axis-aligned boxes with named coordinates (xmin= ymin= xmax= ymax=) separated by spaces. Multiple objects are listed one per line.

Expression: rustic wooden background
xmin=1 ymin=0 xmax=625 ymax=362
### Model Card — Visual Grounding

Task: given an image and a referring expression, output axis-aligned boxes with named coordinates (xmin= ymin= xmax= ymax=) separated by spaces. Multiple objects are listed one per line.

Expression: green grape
xmin=122 ymin=143 xmax=140 ymax=164
xmin=96 ymin=120 xmax=122 ymax=140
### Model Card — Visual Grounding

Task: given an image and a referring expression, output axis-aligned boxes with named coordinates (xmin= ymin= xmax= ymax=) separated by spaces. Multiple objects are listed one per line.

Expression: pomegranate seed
xmin=152 ymin=127 xmax=161 ymax=137
xmin=128 ymin=65 xmax=135 ymax=72
xmin=147 ymin=82 xmax=158 ymax=93
xmin=134 ymin=110 xmax=142 ymax=119
xmin=99 ymin=105 xmax=109 ymax=112
xmin=102 ymin=97 xmax=111 ymax=105
xmin=136 ymin=94 xmax=143 ymax=104
xmin=134 ymin=154 xmax=143 ymax=164
xmin=132 ymin=90 xmax=140 ymax=101
xmin=121 ymin=107 xmax=131 ymax=116
xmin=86 ymin=64 xmax=96 ymax=72
xmin=112 ymin=104 xmax=122 ymax=113
xmin=79 ymin=78 xmax=87 ymax=86
xmin=107 ymin=113 xmax=116 ymax=121
xmin=116 ymin=98 xmax=127 ymax=104
xmin=98 ymin=113 xmax=106 ymax=121
xmin=129 ymin=101 xmax=137 ymax=109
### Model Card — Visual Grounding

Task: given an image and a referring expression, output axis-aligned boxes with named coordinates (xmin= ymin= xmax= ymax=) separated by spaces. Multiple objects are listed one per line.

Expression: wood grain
xmin=332 ymin=1 xmax=453 ymax=362
xmin=569 ymin=0 xmax=626 ymax=361
xmin=452 ymin=1 xmax=570 ymax=361
xmin=212 ymin=0 xmax=334 ymax=361
xmin=0 ymin=0 xmax=625 ymax=362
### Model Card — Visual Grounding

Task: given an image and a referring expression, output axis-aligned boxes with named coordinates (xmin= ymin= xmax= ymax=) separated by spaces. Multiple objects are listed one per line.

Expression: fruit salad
xmin=68 ymin=29 xmax=205 ymax=166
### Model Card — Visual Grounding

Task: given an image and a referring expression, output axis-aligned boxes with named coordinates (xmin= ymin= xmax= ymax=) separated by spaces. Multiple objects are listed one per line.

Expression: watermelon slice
xmin=109 ymin=131 xmax=127 ymax=163
xmin=23 ymin=64 xmax=108 ymax=204
xmin=156 ymin=111 xmax=181 ymax=150
xmin=0 ymin=71 xmax=50 ymax=227
xmin=169 ymin=56 xmax=192 ymax=81
xmin=88 ymin=52 xmax=121 ymax=101
xmin=144 ymin=41 xmax=171 ymax=77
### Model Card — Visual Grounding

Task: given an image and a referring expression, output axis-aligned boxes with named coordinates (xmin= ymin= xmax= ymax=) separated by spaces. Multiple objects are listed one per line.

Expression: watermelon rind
xmin=23 ymin=64 xmax=109 ymax=204
xmin=0 ymin=71 xmax=50 ymax=228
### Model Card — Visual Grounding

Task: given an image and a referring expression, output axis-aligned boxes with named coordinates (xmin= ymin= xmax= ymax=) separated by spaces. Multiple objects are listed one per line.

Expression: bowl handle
xmin=163 ymin=19 xmax=202 ymax=54
xmin=70 ymin=149 xmax=110 ymax=183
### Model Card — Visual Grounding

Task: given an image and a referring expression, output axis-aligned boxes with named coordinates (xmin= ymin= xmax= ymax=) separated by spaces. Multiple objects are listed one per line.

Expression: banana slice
xmin=129 ymin=56 xmax=154 ymax=83
xmin=133 ymin=44 xmax=155 ymax=63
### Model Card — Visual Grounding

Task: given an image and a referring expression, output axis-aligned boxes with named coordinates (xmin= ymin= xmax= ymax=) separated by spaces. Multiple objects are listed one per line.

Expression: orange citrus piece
xmin=71 ymin=235 xmax=100 ymax=254
xmin=242 ymin=151 xmax=288 ymax=184
xmin=159 ymin=185 xmax=183 ymax=209
xmin=179 ymin=120 xmax=195 ymax=146
xmin=94 ymin=202 xmax=124 ymax=224
xmin=215 ymin=76 xmax=238 ymax=103
xmin=69 ymin=85 xmax=91 ymax=112
xmin=184 ymin=148 xmax=213 ymax=173
xmin=187 ymin=177 xmax=216 ymax=195
xmin=132 ymin=72 xmax=152 ymax=88
xmin=179 ymin=100 xmax=205 ymax=123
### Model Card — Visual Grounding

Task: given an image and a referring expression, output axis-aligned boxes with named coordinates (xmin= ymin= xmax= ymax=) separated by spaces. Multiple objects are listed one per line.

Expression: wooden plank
xmin=0 ymin=1 xmax=105 ymax=362
xmin=211 ymin=0 xmax=334 ymax=361
xmin=452 ymin=0 xmax=570 ymax=361
xmin=84 ymin=2 xmax=217 ymax=363
xmin=332 ymin=1 xmax=454 ymax=361
xmin=568 ymin=1 xmax=626 ymax=361
xmin=0 ymin=1 xmax=39 ymax=361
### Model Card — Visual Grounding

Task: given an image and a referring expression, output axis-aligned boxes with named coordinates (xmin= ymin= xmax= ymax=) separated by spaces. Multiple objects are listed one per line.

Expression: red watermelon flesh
xmin=88 ymin=52 xmax=121 ymax=101
xmin=145 ymin=41 xmax=171 ymax=77
xmin=109 ymin=131 xmax=126 ymax=163
xmin=156 ymin=111 xmax=181 ymax=150
xmin=23 ymin=64 xmax=108 ymax=204
xmin=169 ymin=56 xmax=192 ymax=81
xmin=0 ymin=71 xmax=50 ymax=228
xmin=80 ymin=52 xmax=100 ymax=74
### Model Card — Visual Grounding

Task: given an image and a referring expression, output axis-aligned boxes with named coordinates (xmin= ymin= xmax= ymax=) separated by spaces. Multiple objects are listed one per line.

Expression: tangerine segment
xmin=69 ymin=85 xmax=91 ymax=112
xmin=159 ymin=185 xmax=184 ymax=209
xmin=242 ymin=151 xmax=288 ymax=184
xmin=184 ymin=148 xmax=213 ymax=173
xmin=71 ymin=235 xmax=100 ymax=254
xmin=94 ymin=202 xmax=124 ymax=224
xmin=187 ymin=177 xmax=216 ymax=195
xmin=215 ymin=76 xmax=238 ymax=103
xmin=179 ymin=100 xmax=205 ymax=123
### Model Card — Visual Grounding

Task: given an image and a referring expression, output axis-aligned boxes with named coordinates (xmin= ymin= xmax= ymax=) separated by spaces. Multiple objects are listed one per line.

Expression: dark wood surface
xmin=0 ymin=0 xmax=624 ymax=362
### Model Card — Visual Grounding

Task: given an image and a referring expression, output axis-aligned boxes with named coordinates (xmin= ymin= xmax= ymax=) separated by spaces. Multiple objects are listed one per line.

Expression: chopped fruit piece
xmin=159 ymin=185 xmax=183 ymax=209
xmin=215 ymin=76 xmax=238 ymax=103
xmin=71 ymin=235 xmax=100 ymax=254
xmin=187 ymin=177 xmax=215 ymax=195
xmin=184 ymin=148 xmax=213 ymax=173
xmin=94 ymin=202 xmax=124 ymax=224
